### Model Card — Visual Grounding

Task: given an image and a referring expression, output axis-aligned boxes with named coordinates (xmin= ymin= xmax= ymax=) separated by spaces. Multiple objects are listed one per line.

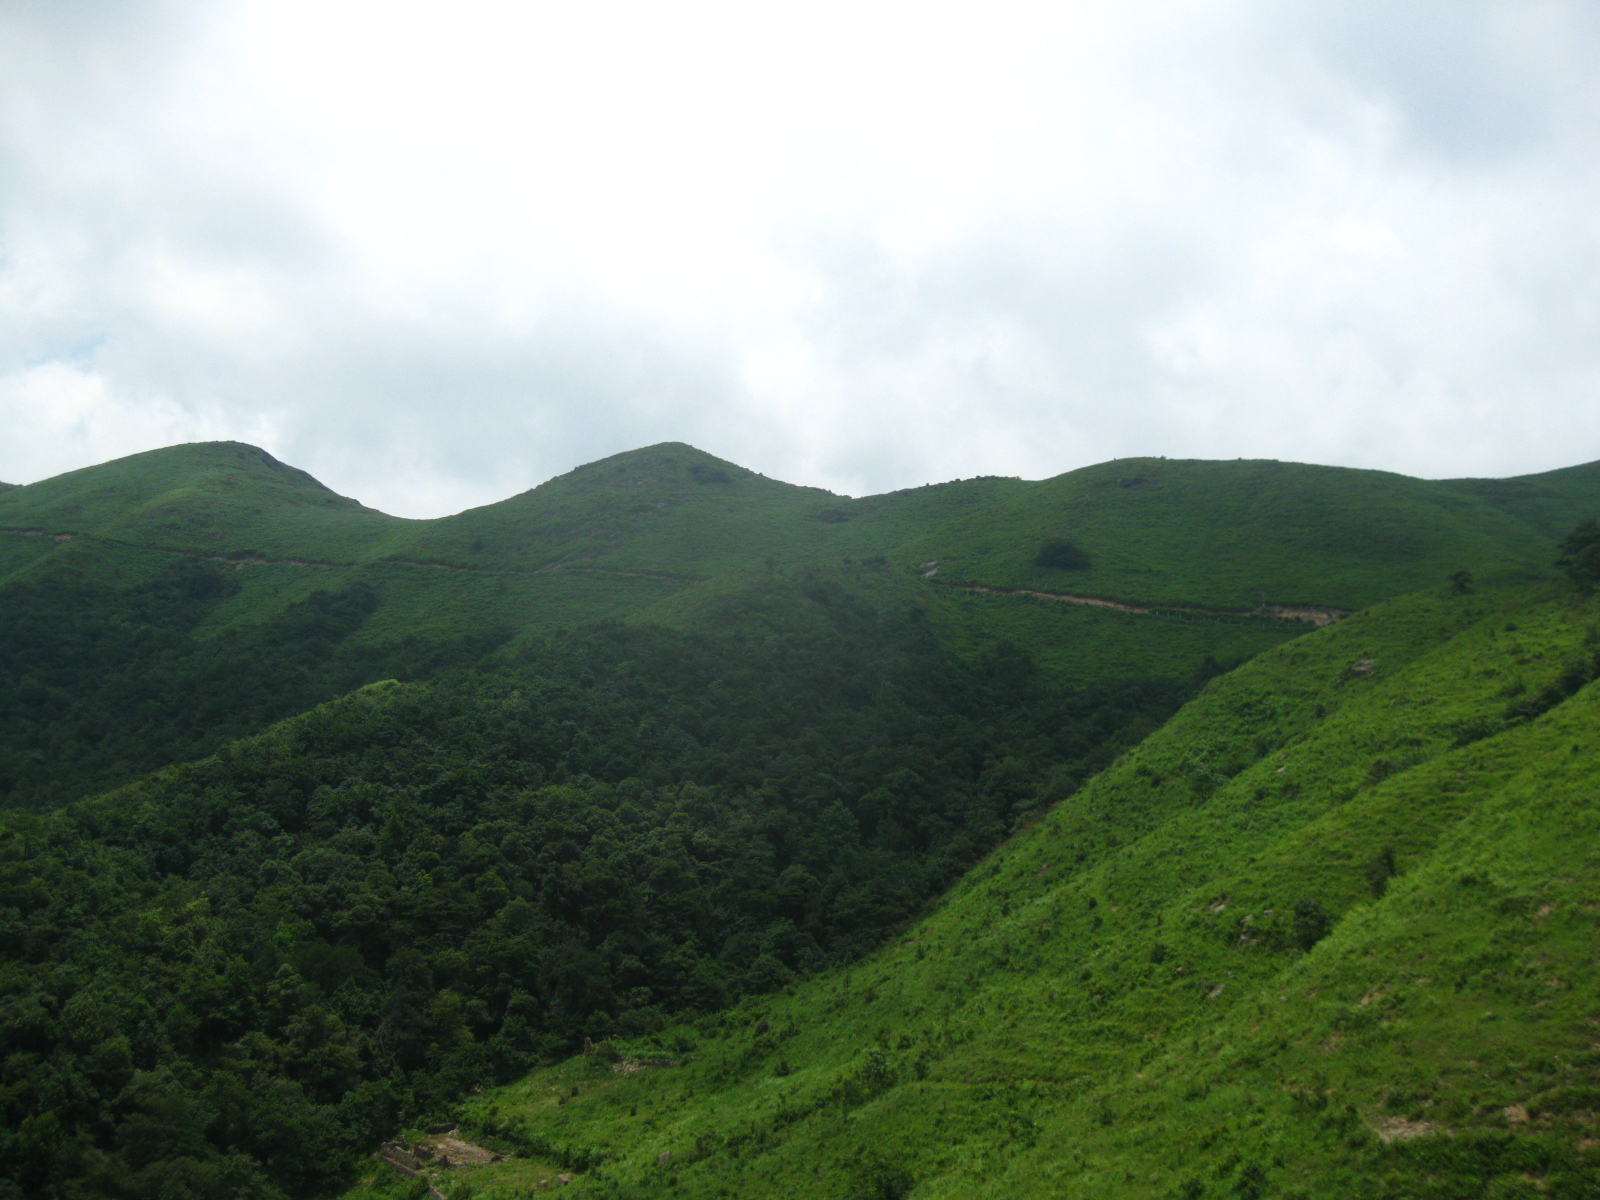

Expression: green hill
xmin=1446 ymin=459 xmax=1600 ymax=540
xmin=0 ymin=578 xmax=1198 ymax=1200
xmin=5 ymin=436 xmax=1600 ymax=1198
xmin=363 ymin=580 xmax=1600 ymax=1200
xmin=5 ymin=441 xmax=1592 ymax=623
xmin=0 ymin=441 xmax=413 ymax=564
xmin=2 ymin=441 xmax=1597 ymax=812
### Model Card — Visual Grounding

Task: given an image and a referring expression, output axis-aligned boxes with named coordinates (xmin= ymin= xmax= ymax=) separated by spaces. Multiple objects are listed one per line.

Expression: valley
xmin=1 ymin=441 xmax=1598 ymax=1200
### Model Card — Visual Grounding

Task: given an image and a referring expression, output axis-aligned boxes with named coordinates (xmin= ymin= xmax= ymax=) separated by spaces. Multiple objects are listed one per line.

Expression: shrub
xmin=1293 ymin=898 xmax=1333 ymax=950
xmin=1557 ymin=520 xmax=1600 ymax=592
xmin=1364 ymin=847 xmax=1398 ymax=898
xmin=1035 ymin=539 xmax=1092 ymax=571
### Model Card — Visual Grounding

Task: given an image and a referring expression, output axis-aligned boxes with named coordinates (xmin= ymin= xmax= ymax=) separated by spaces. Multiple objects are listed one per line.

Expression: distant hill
xmin=1 ymin=441 xmax=1597 ymax=808
xmin=6 ymin=440 xmax=1594 ymax=632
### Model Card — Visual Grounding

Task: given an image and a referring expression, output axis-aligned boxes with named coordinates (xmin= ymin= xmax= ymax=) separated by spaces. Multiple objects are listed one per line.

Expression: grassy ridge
xmin=366 ymin=582 xmax=1600 ymax=1199
xmin=5 ymin=442 xmax=1595 ymax=637
xmin=5 ymin=439 xmax=1595 ymax=810
xmin=0 ymin=442 xmax=413 ymax=562
xmin=885 ymin=457 xmax=1558 ymax=609
xmin=1447 ymin=459 xmax=1600 ymax=539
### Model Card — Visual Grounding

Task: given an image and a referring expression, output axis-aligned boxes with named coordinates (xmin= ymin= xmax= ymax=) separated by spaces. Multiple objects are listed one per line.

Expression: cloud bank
xmin=2 ymin=0 xmax=1597 ymax=515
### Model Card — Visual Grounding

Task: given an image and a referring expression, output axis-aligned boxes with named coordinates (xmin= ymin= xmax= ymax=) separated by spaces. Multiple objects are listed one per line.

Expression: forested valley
xmin=0 ymin=570 xmax=1194 ymax=1199
xmin=6 ymin=440 xmax=1600 ymax=1200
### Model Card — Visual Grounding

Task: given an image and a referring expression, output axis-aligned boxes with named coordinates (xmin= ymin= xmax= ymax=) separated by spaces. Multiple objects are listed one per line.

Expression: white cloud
xmin=1 ymin=0 xmax=1597 ymax=511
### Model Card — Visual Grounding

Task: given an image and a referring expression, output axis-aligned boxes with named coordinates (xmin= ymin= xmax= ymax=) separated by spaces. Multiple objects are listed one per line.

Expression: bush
xmin=848 ymin=1155 xmax=915 ymax=1200
xmin=1035 ymin=539 xmax=1092 ymax=571
xmin=1364 ymin=847 xmax=1398 ymax=898
xmin=1556 ymin=519 xmax=1600 ymax=592
xmin=1293 ymin=898 xmax=1333 ymax=950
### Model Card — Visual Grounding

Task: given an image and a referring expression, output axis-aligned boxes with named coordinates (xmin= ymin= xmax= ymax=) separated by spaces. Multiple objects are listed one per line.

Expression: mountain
xmin=5 ymin=441 xmax=1591 ymax=625
xmin=2 ymin=441 xmax=1595 ymax=811
xmin=3 ymin=438 xmax=1600 ymax=1199
xmin=384 ymin=578 xmax=1600 ymax=1200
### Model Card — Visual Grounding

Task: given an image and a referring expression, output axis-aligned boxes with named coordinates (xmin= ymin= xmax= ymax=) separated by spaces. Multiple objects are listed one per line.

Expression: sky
xmin=1 ymin=0 xmax=1598 ymax=517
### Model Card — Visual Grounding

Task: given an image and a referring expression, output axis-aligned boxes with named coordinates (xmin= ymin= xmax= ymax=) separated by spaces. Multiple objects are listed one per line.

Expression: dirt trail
xmin=957 ymin=584 xmax=1346 ymax=625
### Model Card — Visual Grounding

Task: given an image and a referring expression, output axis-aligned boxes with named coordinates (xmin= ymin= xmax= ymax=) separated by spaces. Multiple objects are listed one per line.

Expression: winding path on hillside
xmin=2 ymin=525 xmax=1347 ymax=623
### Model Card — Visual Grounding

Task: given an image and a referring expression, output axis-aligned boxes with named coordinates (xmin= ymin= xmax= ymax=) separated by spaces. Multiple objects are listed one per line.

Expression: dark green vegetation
xmin=1556 ymin=520 xmax=1600 ymax=592
xmin=5 ymin=440 xmax=1600 ymax=1200
xmin=0 ymin=580 xmax=1192 ymax=1199
xmin=357 ymin=581 xmax=1600 ymax=1200
xmin=0 ymin=563 xmax=506 ymax=808
xmin=4 ymin=440 xmax=1596 ymax=811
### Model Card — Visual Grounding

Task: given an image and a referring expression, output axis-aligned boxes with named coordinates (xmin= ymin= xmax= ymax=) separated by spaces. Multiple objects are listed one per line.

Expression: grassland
xmin=4 ymin=440 xmax=1595 ymax=686
xmin=342 ymin=581 xmax=1600 ymax=1200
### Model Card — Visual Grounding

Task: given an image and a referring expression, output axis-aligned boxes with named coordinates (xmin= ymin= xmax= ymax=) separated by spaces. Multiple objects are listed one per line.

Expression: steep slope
xmin=0 ymin=580 xmax=1200 ymax=1200
xmin=395 ymin=581 xmax=1600 ymax=1200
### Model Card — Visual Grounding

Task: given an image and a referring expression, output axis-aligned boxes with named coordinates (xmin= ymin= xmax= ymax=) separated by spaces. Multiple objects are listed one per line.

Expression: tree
xmin=1035 ymin=538 xmax=1091 ymax=571
xmin=1292 ymin=898 xmax=1333 ymax=950
xmin=1556 ymin=520 xmax=1600 ymax=593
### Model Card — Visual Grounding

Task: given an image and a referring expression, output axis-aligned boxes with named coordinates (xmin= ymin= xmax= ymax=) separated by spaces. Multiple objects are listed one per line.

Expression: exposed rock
xmin=1372 ymin=1116 xmax=1444 ymax=1143
xmin=425 ymin=1122 xmax=457 ymax=1134
xmin=658 ymin=1151 xmax=672 ymax=1165
xmin=378 ymin=1144 xmax=422 ymax=1176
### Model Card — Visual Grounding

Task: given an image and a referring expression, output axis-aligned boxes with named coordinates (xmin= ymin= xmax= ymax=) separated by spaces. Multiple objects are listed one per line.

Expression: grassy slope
xmin=885 ymin=457 xmax=1560 ymax=609
xmin=3 ymin=441 xmax=1597 ymax=688
xmin=359 ymin=582 xmax=1600 ymax=1200
xmin=1446 ymin=459 xmax=1600 ymax=540
xmin=0 ymin=441 xmax=414 ymax=562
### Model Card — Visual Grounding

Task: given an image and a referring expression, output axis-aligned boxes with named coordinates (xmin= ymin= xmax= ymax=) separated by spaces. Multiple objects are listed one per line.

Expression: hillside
xmin=0 ymin=578 xmax=1198 ymax=1200
xmin=3 ymin=441 xmax=1596 ymax=811
xmin=0 ymin=442 xmax=413 ymax=565
xmin=5 ymin=441 xmax=1593 ymax=622
xmin=354 ymin=579 xmax=1600 ymax=1200
xmin=4 ymin=436 xmax=1600 ymax=1198
xmin=1447 ymin=459 xmax=1600 ymax=540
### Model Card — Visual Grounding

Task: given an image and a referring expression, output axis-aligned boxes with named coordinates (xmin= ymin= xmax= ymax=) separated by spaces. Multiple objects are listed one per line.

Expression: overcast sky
xmin=2 ymin=0 xmax=1597 ymax=516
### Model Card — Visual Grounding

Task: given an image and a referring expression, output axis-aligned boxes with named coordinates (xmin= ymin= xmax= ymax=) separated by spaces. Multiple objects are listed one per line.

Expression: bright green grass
xmin=356 ymin=583 xmax=1600 ymax=1200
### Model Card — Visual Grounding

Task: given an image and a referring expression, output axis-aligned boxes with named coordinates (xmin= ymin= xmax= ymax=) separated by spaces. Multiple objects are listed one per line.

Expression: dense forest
xmin=0 ymin=573 xmax=1197 ymax=1199
xmin=0 ymin=560 xmax=507 ymax=810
